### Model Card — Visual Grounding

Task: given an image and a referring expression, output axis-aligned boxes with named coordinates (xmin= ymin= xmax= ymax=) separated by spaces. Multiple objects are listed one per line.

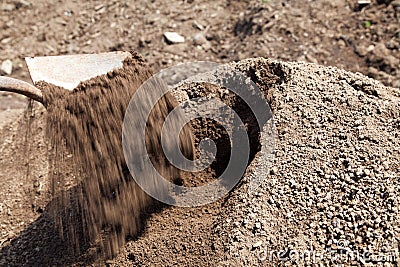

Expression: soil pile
xmin=0 ymin=57 xmax=399 ymax=266
xmin=110 ymin=58 xmax=400 ymax=266
xmin=37 ymin=51 xmax=194 ymax=257
xmin=217 ymin=59 xmax=400 ymax=266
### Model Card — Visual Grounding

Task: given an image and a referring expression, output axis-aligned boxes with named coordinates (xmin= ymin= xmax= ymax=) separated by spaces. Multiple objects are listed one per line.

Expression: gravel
xmin=0 ymin=58 xmax=399 ymax=266
xmin=164 ymin=32 xmax=186 ymax=44
xmin=0 ymin=59 xmax=13 ymax=75
xmin=214 ymin=58 xmax=400 ymax=266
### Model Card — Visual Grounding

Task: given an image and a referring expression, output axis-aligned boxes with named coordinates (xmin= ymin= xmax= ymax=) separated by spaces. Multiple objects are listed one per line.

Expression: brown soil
xmin=0 ymin=55 xmax=280 ymax=266
xmin=36 ymin=51 xmax=195 ymax=259
xmin=1 ymin=57 xmax=399 ymax=266
xmin=0 ymin=0 xmax=399 ymax=266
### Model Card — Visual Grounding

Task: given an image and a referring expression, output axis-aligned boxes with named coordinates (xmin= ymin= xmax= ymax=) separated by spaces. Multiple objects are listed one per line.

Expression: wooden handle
xmin=0 ymin=76 xmax=43 ymax=104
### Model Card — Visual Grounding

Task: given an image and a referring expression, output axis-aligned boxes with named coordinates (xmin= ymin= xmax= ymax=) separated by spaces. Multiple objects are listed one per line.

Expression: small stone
xmin=270 ymin=166 xmax=278 ymax=175
xmin=1 ymin=60 xmax=13 ymax=75
xmin=193 ymin=21 xmax=205 ymax=30
xmin=15 ymin=0 xmax=31 ymax=8
xmin=305 ymin=54 xmax=318 ymax=64
xmin=202 ymin=41 xmax=212 ymax=50
xmin=1 ymin=37 xmax=12 ymax=44
xmin=357 ymin=45 xmax=369 ymax=57
xmin=164 ymin=32 xmax=185 ymax=44
xmin=193 ymin=33 xmax=207 ymax=45
xmin=337 ymin=39 xmax=346 ymax=48
xmin=1 ymin=3 xmax=16 ymax=11
xmin=354 ymin=119 xmax=362 ymax=126
xmin=382 ymin=162 xmax=389 ymax=170
xmin=358 ymin=0 xmax=371 ymax=5
xmin=253 ymin=241 xmax=262 ymax=248
xmin=365 ymin=47 xmax=375 ymax=56
xmin=289 ymin=179 xmax=296 ymax=188
xmin=355 ymin=167 xmax=364 ymax=177
xmin=105 ymin=260 xmax=114 ymax=266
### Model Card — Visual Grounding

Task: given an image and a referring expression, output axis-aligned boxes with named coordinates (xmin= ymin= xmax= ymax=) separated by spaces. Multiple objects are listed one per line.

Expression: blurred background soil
xmin=0 ymin=0 xmax=399 ymax=112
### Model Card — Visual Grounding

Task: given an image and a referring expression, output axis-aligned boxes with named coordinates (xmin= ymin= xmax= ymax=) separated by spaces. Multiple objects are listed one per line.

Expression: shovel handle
xmin=0 ymin=76 xmax=43 ymax=104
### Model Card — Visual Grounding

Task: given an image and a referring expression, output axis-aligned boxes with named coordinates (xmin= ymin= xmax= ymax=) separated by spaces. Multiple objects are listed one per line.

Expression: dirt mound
xmin=0 ymin=57 xmax=399 ymax=266
xmin=111 ymin=58 xmax=400 ymax=266
xmin=218 ymin=59 xmax=400 ymax=266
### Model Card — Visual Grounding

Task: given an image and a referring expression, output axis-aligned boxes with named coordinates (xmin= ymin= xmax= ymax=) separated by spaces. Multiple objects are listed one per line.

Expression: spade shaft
xmin=0 ymin=76 xmax=43 ymax=103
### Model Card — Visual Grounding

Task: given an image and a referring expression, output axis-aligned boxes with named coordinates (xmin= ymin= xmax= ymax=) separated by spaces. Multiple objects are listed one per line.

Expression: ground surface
xmin=0 ymin=0 xmax=399 ymax=266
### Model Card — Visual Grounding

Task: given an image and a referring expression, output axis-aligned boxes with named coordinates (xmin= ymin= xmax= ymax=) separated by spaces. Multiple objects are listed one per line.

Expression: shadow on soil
xmin=0 ymin=187 xmax=165 ymax=266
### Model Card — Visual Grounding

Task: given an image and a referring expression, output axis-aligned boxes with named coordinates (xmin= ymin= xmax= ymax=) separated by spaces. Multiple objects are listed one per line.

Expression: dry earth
xmin=0 ymin=0 xmax=399 ymax=266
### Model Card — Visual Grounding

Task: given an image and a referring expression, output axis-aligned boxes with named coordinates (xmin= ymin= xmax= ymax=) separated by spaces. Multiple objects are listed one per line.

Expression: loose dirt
xmin=1 ymin=57 xmax=398 ymax=266
xmin=0 ymin=0 xmax=399 ymax=265
xmin=30 ymin=51 xmax=194 ymax=259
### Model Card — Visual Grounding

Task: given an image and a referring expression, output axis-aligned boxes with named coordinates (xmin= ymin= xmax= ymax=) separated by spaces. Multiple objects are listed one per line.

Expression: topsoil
xmin=0 ymin=57 xmax=399 ymax=266
xmin=37 ymin=51 xmax=195 ymax=259
xmin=0 ymin=0 xmax=399 ymax=266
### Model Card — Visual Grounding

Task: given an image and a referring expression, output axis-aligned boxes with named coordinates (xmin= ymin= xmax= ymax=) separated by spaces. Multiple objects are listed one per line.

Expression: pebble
xmin=193 ymin=33 xmax=207 ymax=45
xmin=105 ymin=260 xmax=115 ymax=266
xmin=392 ymin=0 xmax=400 ymax=9
xmin=1 ymin=3 xmax=16 ymax=11
xmin=358 ymin=0 xmax=371 ymax=6
xmin=202 ymin=41 xmax=212 ymax=50
xmin=252 ymin=241 xmax=262 ymax=248
xmin=16 ymin=0 xmax=31 ymax=7
xmin=164 ymin=32 xmax=185 ymax=44
xmin=367 ymin=45 xmax=375 ymax=52
xmin=270 ymin=166 xmax=278 ymax=175
xmin=1 ymin=59 xmax=13 ymax=75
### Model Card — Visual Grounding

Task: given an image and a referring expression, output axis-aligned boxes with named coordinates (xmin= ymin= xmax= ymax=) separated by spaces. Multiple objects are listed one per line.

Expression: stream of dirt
xmin=38 ymin=51 xmax=194 ymax=257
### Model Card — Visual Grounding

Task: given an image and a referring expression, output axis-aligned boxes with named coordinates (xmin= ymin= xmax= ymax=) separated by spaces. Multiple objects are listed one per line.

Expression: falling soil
xmin=36 ymin=51 xmax=195 ymax=257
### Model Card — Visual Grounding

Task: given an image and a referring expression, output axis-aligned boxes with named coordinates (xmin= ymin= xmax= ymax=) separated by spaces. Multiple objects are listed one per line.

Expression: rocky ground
xmin=218 ymin=59 xmax=400 ymax=266
xmin=0 ymin=0 xmax=399 ymax=266
xmin=1 ymin=57 xmax=399 ymax=267
xmin=1 ymin=0 xmax=399 ymax=86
